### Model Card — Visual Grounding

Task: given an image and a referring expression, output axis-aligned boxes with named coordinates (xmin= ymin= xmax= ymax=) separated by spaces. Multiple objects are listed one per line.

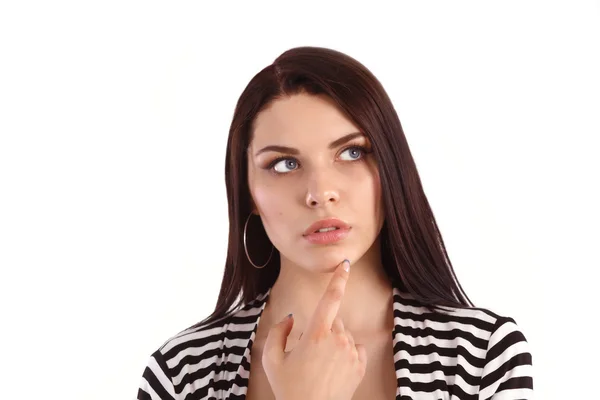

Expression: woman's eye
xmin=339 ymin=146 xmax=364 ymax=161
xmin=272 ymin=158 xmax=298 ymax=173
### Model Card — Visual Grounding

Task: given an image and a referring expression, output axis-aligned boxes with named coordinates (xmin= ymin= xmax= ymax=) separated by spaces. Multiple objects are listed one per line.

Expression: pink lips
xmin=303 ymin=218 xmax=351 ymax=245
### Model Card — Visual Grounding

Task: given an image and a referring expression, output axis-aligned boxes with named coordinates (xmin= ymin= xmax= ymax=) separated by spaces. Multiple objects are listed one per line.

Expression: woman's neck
xmin=262 ymin=242 xmax=394 ymax=340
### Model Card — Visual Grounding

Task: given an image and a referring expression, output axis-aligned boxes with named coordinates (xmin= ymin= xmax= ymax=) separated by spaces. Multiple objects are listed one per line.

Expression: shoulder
xmin=137 ymin=316 xmax=236 ymax=400
xmin=393 ymin=289 xmax=534 ymax=398
xmin=393 ymin=288 xmax=529 ymax=341
xmin=158 ymin=291 xmax=268 ymax=361
xmin=137 ymin=293 xmax=267 ymax=400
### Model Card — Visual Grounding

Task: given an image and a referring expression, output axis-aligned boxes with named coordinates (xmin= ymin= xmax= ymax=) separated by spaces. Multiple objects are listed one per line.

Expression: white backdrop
xmin=1 ymin=1 xmax=599 ymax=399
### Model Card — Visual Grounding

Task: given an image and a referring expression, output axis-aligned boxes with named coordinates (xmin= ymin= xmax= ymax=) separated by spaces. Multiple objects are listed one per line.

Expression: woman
xmin=137 ymin=46 xmax=533 ymax=400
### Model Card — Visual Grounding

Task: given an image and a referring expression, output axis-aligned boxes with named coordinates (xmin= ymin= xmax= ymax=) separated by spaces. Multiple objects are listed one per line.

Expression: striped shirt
xmin=138 ymin=286 xmax=533 ymax=399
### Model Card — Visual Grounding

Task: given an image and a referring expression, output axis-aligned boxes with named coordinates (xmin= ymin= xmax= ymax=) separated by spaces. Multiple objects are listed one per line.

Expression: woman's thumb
xmin=262 ymin=314 xmax=294 ymax=367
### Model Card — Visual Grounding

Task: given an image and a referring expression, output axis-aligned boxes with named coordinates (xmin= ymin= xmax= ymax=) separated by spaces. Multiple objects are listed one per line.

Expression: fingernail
xmin=287 ymin=313 xmax=293 ymax=319
xmin=343 ymin=259 xmax=350 ymax=272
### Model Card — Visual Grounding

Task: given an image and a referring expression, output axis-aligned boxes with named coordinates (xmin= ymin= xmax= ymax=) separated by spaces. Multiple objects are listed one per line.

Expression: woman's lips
xmin=303 ymin=217 xmax=350 ymax=236
xmin=303 ymin=227 xmax=351 ymax=245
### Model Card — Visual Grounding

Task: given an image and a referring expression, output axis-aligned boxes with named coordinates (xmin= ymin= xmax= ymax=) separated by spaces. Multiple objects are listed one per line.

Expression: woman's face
xmin=247 ymin=93 xmax=384 ymax=272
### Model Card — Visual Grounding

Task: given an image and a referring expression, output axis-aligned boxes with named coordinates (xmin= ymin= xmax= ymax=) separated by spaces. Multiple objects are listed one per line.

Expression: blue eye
xmin=267 ymin=145 xmax=370 ymax=174
xmin=272 ymin=158 xmax=298 ymax=173
xmin=339 ymin=146 xmax=365 ymax=161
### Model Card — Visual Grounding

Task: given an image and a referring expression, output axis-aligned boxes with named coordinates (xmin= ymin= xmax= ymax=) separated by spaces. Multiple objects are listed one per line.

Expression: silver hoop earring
xmin=243 ymin=213 xmax=274 ymax=269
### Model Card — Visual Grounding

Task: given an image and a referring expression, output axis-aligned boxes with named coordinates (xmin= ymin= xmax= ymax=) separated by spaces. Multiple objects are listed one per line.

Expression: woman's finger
xmin=306 ymin=260 xmax=350 ymax=335
xmin=331 ymin=316 xmax=345 ymax=334
xmin=346 ymin=329 xmax=358 ymax=359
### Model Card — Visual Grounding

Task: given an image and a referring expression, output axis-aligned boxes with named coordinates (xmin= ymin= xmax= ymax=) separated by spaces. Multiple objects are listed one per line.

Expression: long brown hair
xmin=194 ymin=46 xmax=473 ymax=328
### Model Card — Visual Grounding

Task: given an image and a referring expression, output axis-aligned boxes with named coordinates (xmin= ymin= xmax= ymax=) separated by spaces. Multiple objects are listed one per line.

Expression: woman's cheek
xmin=252 ymin=181 xmax=278 ymax=214
xmin=252 ymin=184 xmax=288 ymax=237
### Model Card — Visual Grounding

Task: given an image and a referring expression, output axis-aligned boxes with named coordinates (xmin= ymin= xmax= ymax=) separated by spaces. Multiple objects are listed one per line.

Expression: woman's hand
xmin=261 ymin=260 xmax=367 ymax=400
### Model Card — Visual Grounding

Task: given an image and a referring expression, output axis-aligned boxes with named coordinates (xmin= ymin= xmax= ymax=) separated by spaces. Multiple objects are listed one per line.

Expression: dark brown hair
xmin=195 ymin=46 xmax=473 ymax=328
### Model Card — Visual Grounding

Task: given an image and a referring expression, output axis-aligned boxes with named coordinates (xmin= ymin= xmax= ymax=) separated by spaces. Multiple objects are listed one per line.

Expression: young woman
xmin=137 ymin=46 xmax=533 ymax=400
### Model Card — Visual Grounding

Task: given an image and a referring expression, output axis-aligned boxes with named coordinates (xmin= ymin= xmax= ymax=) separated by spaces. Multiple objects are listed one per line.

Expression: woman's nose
xmin=304 ymin=176 xmax=340 ymax=208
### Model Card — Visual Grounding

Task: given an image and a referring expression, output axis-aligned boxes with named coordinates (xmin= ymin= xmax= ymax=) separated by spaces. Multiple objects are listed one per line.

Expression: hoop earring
xmin=243 ymin=213 xmax=274 ymax=269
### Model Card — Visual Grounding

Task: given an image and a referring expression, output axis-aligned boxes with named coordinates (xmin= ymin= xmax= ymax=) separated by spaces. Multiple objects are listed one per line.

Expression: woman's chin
xmin=303 ymin=249 xmax=349 ymax=272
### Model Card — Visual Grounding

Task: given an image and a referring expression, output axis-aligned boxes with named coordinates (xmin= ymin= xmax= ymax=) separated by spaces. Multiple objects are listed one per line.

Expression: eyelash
xmin=265 ymin=144 xmax=372 ymax=174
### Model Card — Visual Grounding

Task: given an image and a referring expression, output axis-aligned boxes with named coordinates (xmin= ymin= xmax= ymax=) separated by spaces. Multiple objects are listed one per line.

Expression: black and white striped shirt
xmin=138 ymin=286 xmax=533 ymax=399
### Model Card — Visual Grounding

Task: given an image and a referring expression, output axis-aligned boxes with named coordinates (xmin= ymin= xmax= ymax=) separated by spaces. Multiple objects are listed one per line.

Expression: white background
xmin=1 ymin=1 xmax=599 ymax=399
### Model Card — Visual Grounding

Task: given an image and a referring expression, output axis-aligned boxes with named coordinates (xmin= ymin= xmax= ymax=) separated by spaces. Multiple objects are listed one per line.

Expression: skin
xmin=246 ymin=91 xmax=394 ymax=347
xmin=262 ymin=261 xmax=369 ymax=400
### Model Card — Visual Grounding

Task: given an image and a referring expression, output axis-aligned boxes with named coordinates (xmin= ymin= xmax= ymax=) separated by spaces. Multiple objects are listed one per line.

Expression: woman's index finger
xmin=306 ymin=259 xmax=350 ymax=335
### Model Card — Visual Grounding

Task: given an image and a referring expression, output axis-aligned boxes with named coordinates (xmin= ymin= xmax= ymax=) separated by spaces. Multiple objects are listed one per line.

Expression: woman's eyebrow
xmin=254 ymin=132 xmax=364 ymax=157
xmin=328 ymin=132 xmax=363 ymax=149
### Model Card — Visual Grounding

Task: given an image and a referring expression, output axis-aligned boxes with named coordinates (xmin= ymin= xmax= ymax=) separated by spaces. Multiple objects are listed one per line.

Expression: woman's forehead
xmin=251 ymin=94 xmax=360 ymax=146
